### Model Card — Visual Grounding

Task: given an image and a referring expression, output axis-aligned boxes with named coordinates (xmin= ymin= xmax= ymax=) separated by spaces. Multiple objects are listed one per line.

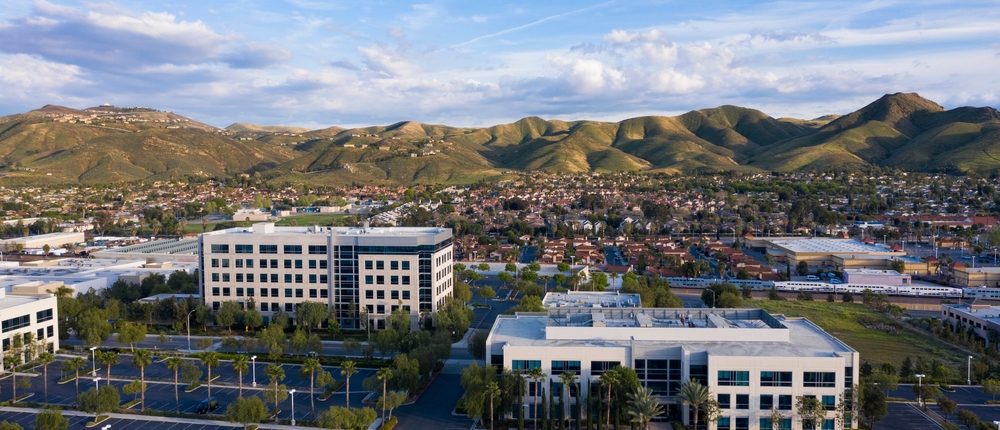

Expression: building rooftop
xmin=944 ymin=303 xmax=1000 ymax=322
xmin=490 ymin=308 xmax=855 ymax=358
xmin=771 ymin=238 xmax=892 ymax=254
xmin=205 ymin=223 xmax=450 ymax=237
xmin=843 ymin=269 xmax=904 ymax=276
xmin=94 ymin=239 xmax=198 ymax=257
xmin=541 ymin=291 xmax=641 ymax=308
xmin=0 ymin=292 xmax=54 ymax=310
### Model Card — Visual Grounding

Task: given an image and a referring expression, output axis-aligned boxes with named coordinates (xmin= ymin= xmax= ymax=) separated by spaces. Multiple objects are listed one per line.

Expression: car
xmin=196 ymin=397 xmax=219 ymax=414
xmin=830 ymin=279 xmax=842 ymax=284
xmin=806 ymin=275 xmax=819 ymax=281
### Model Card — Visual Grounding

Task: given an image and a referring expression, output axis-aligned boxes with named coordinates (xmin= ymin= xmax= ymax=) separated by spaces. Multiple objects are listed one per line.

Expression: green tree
xmin=166 ymin=357 xmax=185 ymax=413
xmin=132 ymin=348 xmax=152 ymax=412
xmin=201 ymin=352 xmax=220 ymax=404
xmin=38 ymin=352 xmax=55 ymax=404
xmin=0 ymin=423 xmax=22 ymax=430
xmin=297 ymin=301 xmax=330 ymax=335
xmin=797 ymin=260 xmax=809 ymax=276
xmin=377 ymin=390 xmax=407 ymax=421
xmin=76 ymin=309 xmax=112 ymax=347
xmin=61 ymin=356 xmax=86 ymax=395
xmin=377 ymin=367 xmax=393 ymax=424
xmin=76 ymin=386 xmax=120 ymax=421
xmin=486 ymin=381 xmax=500 ymax=430
xmin=265 ymin=363 xmax=287 ymax=412
xmin=981 ymin=378 xmax=1000 ymax=401
xmin=225 ymin=395 xmax=268 ymax=430
xmin=795 ymin=395 xmax=826 ymax=430
xmin=232 ymin=355 xmax=250 ymax=397
xmin=529 ymin=367 xmax=547 ymax=430
xmin=116 ymin=321 xmax=147 ymax=352
xmin=498 ymin=272 xmax=513 ymax=288
xmin=627 ymin=386 xmax=664 ymax=430
xmin=302 ymin=358 xmax=323 ymax=419
xmin=958 ymin=409 xmax=979 ymax=430
xmin=859 ymin=379 xmax=887 ymax=430
xmin=98 ymin=351 xmax=118 ymax=382
xmin=938 ymin=395 xmax=958 ymax=421
xmin=34 ymin=408 xmax=68 ymax=430
xmin=675 ymin=378 xmax=711 ymax=430
xmin=244 ymin=308 xmax=264 ymax=332
xmin=479 ymin=286 xmax=496 ymax=300
xmin=341 ymin=360 xmax=359 ymax=410
xmin=318 ymin=406 xmax=377 ymax=430
xmin=216 ymin=301 xmax=243 ymax=334
xmin=258 ymin=324 xmax=286 ymax=360
xmin=290 ymin=328 xmax=309 ymax=357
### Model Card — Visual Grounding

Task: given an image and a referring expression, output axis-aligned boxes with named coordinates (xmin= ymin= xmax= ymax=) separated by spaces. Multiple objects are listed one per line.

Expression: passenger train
xmin=666 ymin=276 xmax=974 ymax=299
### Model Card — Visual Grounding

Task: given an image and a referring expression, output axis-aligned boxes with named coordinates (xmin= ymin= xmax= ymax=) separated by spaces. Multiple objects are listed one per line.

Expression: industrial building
xmin=486 ymin=308 xmax=859 ymax=429
xmin=198 ymin=222 xmax=454 ymax=329
xmin=942 ymin=303 xmax=1000 ymax=348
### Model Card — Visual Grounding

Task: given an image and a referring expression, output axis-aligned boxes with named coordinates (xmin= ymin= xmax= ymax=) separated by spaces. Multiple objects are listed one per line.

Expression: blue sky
xmin=0 ymin=0 xmax=998 ymax=128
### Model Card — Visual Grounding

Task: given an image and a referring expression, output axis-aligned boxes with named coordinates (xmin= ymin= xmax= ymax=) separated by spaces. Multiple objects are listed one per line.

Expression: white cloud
xmin=359 ymin=44 xmax=418 ymax=77
xmin=0 ymin=53 xmax=88 ymax=101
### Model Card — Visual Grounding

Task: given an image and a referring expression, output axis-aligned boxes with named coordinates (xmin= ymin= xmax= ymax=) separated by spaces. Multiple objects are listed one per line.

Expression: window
xmin=391 ymin=261 xmax=399 ymax=270
xmin=366 ymin=290 xmax=374 ymax=299
xmin=211 ymin=244 xmax=230 ymax=253
xmin=309 ymin=260 xmax=317 ymax=269
xmin=221 ymin=259 xmax=230 ymax=268
xmin=309 ymin=245 xmax=327 ymax=254
xmin=36 ymin=309 xmax=53 ymax=323
xmin=236 ymin=288 xmax=244 ymax=297
xmin=591 ymin=361 xmax=621 ymax=376
xmin=270 ymin=288 xmax=278 ymax=297
xmin=718 ymin=371 xmax=749 ymax=386
xmin=222 ymin=273 xmax=230 ymax=282
xmin=247 ymin=287 xmax=255 ymax=296
xmin=822 ymin=419 xmax=835 ymax=430
xmin=391 ymin=276 xmax=399 ymax=285
xmin=295 ymin=289 xmax=303 ymax=298
xmin=365 ymin=275 xmax=374 ymax=284
xmin=760 ymin=395 xmax=773 ymax=410
xmin=761 ymin=371 xmax=793 ymax=387
xmin=822 ymin=395 xmax=836 ymax=410
xmin=222 ymin=288 xmax=231 ymax=296
xmin=235 ymin=244 xmax=253 ymax=254
xmin=803 ymin=372 xmax=837 ymax=388
xmin=47 ymin=325 xmax=53 ymax=338
xmin=270 ymin=274 xmax=278 ymax=283
xmin=236 ymin=273 xmax=244 ymax=282
xmin=261 ymin=303 xmax=269 ymax=311
xmin=320 ymin=275 xmax=328 ymax=283
xmin=211 ymin=259 xmax=219 ymax=268
xmin=778 ymin=395 xmax=792 ymax=411
xmin=736 ymin=394 xmax=749 ymax=410
xmin=320 ymin=289 xmax=328 ymax=298
xmin=402 ymin=291 xmax=411 ymax=300
xmin=295 ymin=260 xmax=303 ymax=269
xmin=259 ymin=245 xmax=278 ymax=254
xmin=236 ymin=259 xmax=244 ymax=268
xmin=402 ymin=261 xmax=410 ymax=270
xmin=512 ymin=360 xmax=541 ymax=373
xmin=284 ymin=245 xmax=302 ymax=254
xmin=689 ymin=364 xmax=708 ymax=386
xmin=377 ymin=276 xmax=385 ymax=285
xmin=246 ymin=259 xmax=254 ymax=268
xmin=270 ymin=259 xmax=278 ymax=268
xmin=261 ymin=288 xmax=270 ymax=297
xmin=365 ymin=261 xmax=373 ymax=270
xmin=212 ymin=287 xmax=220 ymax=296
xmin=310 ymin=274 xmax=317 ymax=283
xmin=285 ymin=288 xmax=293 ymax=297
xmin=718 ymin=394 xmax=731 ymax=409
xmin=247 ymin=274 xmax=255 ymax=283
xmin=377 ymin=305 xmax=385 ymax=314
xmin=376 ymin=261 xmax=385 ymax=270
xmin=551 ymin=360 xmax=581 ymax=375
xmin=735 ymin=417 xmax=748 ymax=430
xmin=391 ymin=290 xmax=399 ymax=300
xmin=295 ymin=274 xmax=303 ymax=283
xmin=845 ymin=367 xmax=854 ymax=387
xmin=285 ymin=303 xmax=293 ymax=312
xmin=320 ymin=260 xmax=328 ymax=269
xmin=377 ymin=291 xmax=385 ymax=299
xmin=309 ymin=289 xmax=317 ymax=298
xmin=402 ymin=276 xmax=411 ymax=285
xmin=717 ymin=417 xmax=730 ymax=430
xmin=259 ymin=259 xmax=268 ymax=267
xmin=2 ymin=315 xmax=30 ymax=333
xmin=284 ymin=259 xmax=292 ymax=269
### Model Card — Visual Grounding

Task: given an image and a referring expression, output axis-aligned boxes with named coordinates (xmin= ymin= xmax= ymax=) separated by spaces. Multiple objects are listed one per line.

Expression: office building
xmin=199 ymin=223 xmax=454 ymax=329
xmin=0 ymin=283 xmax=59 ymax=371
xmin=942 ymin=303 xmax=1000 ymax=349
xmin=486 ymin=308 xmax=858 ymax=429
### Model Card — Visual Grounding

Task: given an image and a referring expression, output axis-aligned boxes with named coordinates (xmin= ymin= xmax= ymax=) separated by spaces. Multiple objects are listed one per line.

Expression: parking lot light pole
xmin=251 ymin=356 xmax=257 ymax=387
xmin=289 ymin=389 xmax=296 ymax=426
xmin=969 ymin=355 xmax=974 ymax=385
xmin=94 ymin=377 xmax=101 ymax=390
xmin=90 ymin=347 xmax=97 ymax=376
xmin=915 ymin=373 xmax=926 ymax=406
xmin=186 ymin=309 xmax=197 ymax=351
xmin=708 ymin=289 xmax=716 ymax=309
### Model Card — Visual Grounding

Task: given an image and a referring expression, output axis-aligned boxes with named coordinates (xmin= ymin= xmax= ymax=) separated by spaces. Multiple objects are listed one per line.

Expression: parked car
xmin=197 ymin=397 xmax=219 ymax=414
xmin=806 ymin=275 xmax=819 ymax=281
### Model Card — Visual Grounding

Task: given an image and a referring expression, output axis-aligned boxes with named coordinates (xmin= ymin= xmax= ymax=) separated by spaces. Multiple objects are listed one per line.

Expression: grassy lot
xmin=749 ymin=299 xmax=968 ymax=372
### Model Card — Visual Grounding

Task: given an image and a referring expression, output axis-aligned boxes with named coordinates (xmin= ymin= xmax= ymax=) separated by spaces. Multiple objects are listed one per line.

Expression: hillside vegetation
xmin=2 ymin=93 xmax=998 ymax=185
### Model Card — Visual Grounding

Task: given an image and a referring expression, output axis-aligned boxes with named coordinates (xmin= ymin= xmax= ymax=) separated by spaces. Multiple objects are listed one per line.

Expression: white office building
xmin=199 ymin=223 xmax=454 ymax=329
xmin=0 ymin=283 xmax=59 ymax=371
xmin=487 ymin=308 xmax=859 ymax=429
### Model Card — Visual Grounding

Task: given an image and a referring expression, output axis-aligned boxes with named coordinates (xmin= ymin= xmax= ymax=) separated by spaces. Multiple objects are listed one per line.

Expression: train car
xmin=665 ymin=277 xmax=775 ymax=290
xmin=963 ymin=287 xmax=1000 ymax=299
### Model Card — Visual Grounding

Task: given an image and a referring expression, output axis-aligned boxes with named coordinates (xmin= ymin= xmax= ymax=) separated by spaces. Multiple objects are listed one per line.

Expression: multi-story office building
xmin=942 ymin=303 xmax=1000 ymax=348
xmin=0 ymin=283 xmax=59 ymax=371
xmin=199 ymin=223 xmax=454 ymax=329
xmin=487 ymin=308 xmax=859 ymax=430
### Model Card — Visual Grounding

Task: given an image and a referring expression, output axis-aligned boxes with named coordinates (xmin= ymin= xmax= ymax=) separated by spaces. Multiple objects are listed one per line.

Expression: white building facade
xmin=0 ymin=288 xmax=59 ymax=371
xmin=199 ymin=223 xmax=454 ymax=329
xmin=487 ymin=308 xmax=859 ymax=430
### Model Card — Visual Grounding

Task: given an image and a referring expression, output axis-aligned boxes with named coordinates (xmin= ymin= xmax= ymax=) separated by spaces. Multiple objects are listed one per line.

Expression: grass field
xmin=749 ymin=300 xmax=968 ymax=372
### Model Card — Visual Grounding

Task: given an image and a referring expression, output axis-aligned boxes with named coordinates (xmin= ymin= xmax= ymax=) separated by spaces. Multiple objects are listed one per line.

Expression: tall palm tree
xmin=231 ymin=355 xmax=250 ymax=397
xmin=675 ymin=378 xmax=710 ymax=430
xmin=200 ymin=352 xmax=220 ymax=402
xmin=62 ymin=356 xmax=86 ymax=396
xmin=132 ymin=349 xmax=153 ymax=412
xmin=628 ymin=386 xmax=664 ymax=430
xmin=377 ymin=367 xmax=393 ymax=424
xmin=301 ymin=358 xmax=322 ymax=419
xmin=601 ymin=368 xmax=621 ymax=428
xmin=528 ymin=367 xmax=546 ymax=429
xmin=559 ymin=371 xmax=576 ymax=428
xmin=165 ymin=357 xmax=185 ymax=413
xmin=98 ymin=351 xmax=118 ymax=382
xmin=38 ymin=352 xmax=55 ymax=404
xmin=265 ymin=363 xmax=285 ymax=413
xmin=486 ymin=381 xmax=501 ymax=430
xmin=340 ymin=360 xmax=358 ymax=410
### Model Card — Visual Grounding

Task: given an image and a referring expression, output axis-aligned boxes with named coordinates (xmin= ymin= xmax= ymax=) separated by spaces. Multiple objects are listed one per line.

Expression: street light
xmin=251 ymin=356 xmax=257 ymax=387
xmin=186 ymin=309 xmax=197 ymax=351
xmin=94 ymin=377 xmax=101 ymax=390
xmin=90 ymin=347 xmax=97 ymax=376
xmin=289 ymin=389 xmax=297 ymax=426
xmin=969 ymin=355 xmax=974 ymax=385
xmin=915 ymin=374 xmax=926 ymax=407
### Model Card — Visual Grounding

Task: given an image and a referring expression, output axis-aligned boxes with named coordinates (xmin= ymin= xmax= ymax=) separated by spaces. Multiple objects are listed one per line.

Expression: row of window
xmin=363 ymin=275 xmax=412 ymax=286
xmin=718 ymin=417 xmax=835 ymax=430
xmin=1 ymin=314 xmax=31 ymax=333
xmin=717 ymin=394 xmax=835 ymax=411
xmin=0 ymin=325 xmax=54 ymax=351
xmin=211 ymin=258 xmax=329 ymax=270
xmin=211 ymin=273 xmax=330 ymax=284
xmin=212 ymin=244 xmax=328 ymax=255
xmin=211 ymin=287 xmax=330 ymax=299
xmin=718 ymin=371 xmax=838 ymax=388
xmin=364 ymin=290 xmax=412 ymax=301
xmin=363 ymin=260 xmax=411 ymax=271
xmin=364 ymin=304 xmax=411 ymax=315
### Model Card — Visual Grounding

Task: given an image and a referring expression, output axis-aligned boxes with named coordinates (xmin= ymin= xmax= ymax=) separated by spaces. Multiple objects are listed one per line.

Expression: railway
xmin=664 ymin=277 xmax=992 ymax=299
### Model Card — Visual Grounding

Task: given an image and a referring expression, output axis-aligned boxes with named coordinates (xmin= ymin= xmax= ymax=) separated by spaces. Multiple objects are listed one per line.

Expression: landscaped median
xmin=84 ymin=415 xmax=110 ymax=428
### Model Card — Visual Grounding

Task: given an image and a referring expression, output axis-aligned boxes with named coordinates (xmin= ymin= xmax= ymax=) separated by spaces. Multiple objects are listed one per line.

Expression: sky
xmin=0 ymin=0 xmax=998 ymax=129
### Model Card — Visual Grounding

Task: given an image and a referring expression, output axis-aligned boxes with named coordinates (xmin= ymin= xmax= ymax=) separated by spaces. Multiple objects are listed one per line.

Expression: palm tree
xmin=675 ymin=378 xmax=710 ymax=430
xmin=232 ymin=355 xmax=250 ymax=397
xmin=165 ymin=357 xmax=185 ymax=413
xmin=486 ymin=381 xmax=501 ymax=430
xmin=62 ymin=356 xmax=86 ymax=396
xmin=559 ymin=371 xmax=576 ymax=428
xmin=301 ymin=358 xmax=322 ymax=419
xmin=200 ymin=352 xmax=220 ymax=403
xmin=132 ymin=349 xmax=153 ymax=412
xmin=528 ymin=367 xmax=546 ymax=429
xmin=340 ymin=360 xmax=358 ymax=410
xmin=601 ymin=368 xmax=621 ymax=428
xmin=377 ymin=367 xmax=393 ymax=424
xmin=265 ymin=363 xmax=285 ymax=413
xmin=628 ymin=386 xmax=664 ymax=430
xmin=98 ymin=350 xmax=118 ymax=382
xmin=38 ymin=352 xmax=55 ymax=404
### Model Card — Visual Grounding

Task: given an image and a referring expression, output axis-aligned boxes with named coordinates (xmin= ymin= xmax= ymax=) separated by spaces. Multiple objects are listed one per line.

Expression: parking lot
xmin=0 ymin=410 xmax=241 ymax=430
